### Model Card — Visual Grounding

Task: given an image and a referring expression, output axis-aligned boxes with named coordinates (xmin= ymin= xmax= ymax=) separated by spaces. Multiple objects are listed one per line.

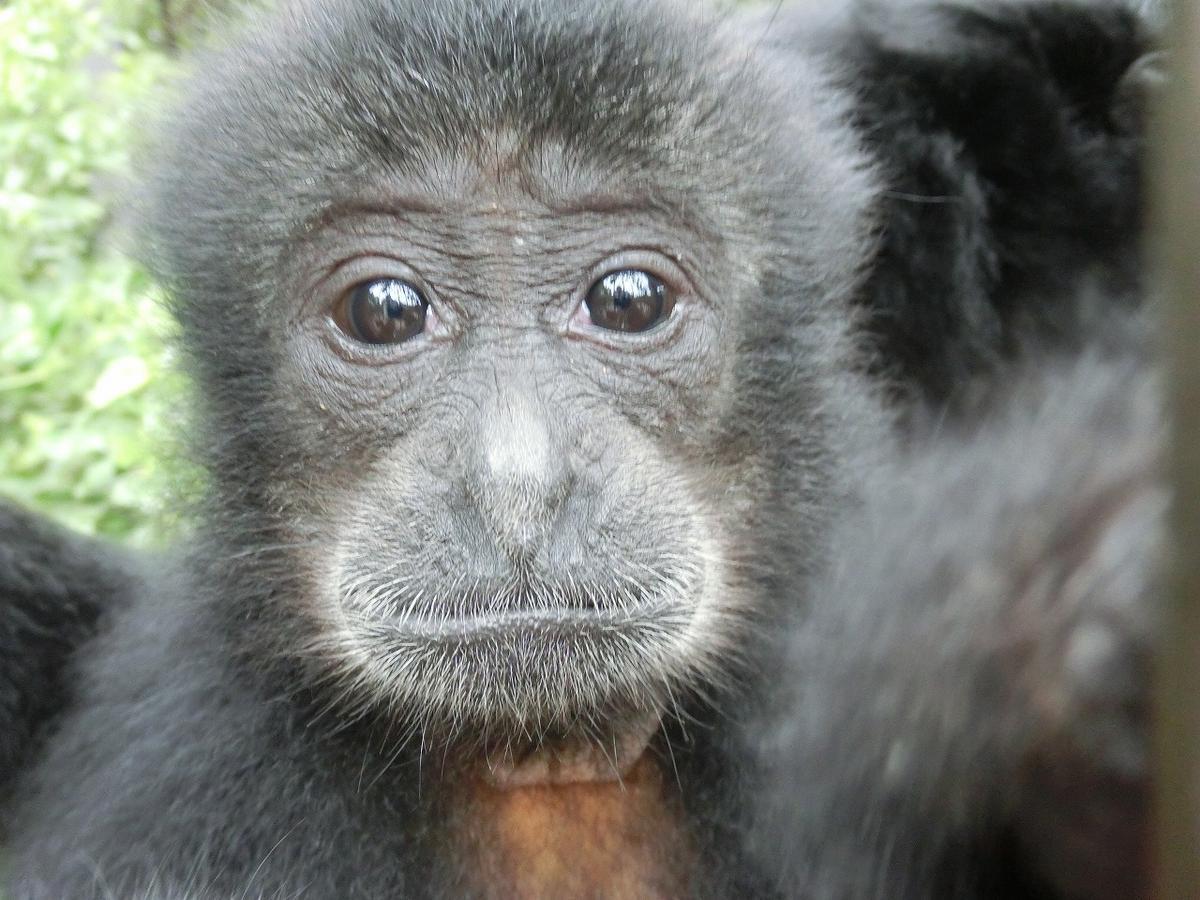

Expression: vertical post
xmin=1154 ymin=0 xmax=1200 ymax=896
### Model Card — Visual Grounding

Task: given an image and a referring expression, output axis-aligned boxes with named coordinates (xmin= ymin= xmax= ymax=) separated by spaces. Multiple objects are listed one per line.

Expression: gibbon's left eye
xmin=583 ymin=269 xmax=675 ymax=333
xmin=334 ymin=278 xmax=429 ymax=345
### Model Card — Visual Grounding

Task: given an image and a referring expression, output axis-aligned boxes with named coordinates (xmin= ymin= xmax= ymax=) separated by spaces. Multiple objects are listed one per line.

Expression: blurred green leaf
xmin=0 ymin=0 xmax=194 ymax=546
xmin=87 ymin=356 xmax=151 ymax=408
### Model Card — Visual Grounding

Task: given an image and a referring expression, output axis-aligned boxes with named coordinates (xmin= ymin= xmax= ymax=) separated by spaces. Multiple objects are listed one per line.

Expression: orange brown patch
xmin=455 ymin=754 xmax=694 ymax=899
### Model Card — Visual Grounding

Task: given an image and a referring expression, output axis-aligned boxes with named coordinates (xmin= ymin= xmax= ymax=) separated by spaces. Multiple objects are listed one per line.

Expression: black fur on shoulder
xmin=751 ymin=325 xmax=1162 ymax=899
xmin=0 ymin=502 xmax=141 ymax=816
xmin=843 ymin=1 xmax=1153 ymax=405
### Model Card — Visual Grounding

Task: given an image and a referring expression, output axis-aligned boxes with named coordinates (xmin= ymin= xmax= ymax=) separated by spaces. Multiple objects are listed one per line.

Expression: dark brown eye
xmin=335 ymin=278 xmax=428 ymax=345
xmin=584 ymin=270 xmax=674 ymax=333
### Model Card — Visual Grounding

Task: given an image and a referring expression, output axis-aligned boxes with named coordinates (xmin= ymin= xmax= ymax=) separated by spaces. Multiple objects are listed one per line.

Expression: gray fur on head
xmin=133 ymin=0 xmax=881 ymax=740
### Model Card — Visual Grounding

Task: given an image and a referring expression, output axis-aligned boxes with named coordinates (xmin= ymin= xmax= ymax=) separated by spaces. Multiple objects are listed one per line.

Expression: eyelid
xmin=583 ymin=249 xmax=689 ymax=292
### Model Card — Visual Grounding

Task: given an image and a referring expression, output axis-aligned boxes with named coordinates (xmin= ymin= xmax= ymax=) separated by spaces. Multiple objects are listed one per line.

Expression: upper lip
xmin=386 ymin=599 xmax=685 ymax=641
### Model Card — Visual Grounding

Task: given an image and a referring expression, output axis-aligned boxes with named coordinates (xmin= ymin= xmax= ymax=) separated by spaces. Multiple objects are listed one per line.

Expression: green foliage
xmin=0 ymin=0 xmax=190 ymax=545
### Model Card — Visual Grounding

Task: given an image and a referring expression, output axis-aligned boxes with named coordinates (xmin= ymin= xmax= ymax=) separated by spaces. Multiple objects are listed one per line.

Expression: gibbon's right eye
xmin=334 ymin=278 xmax=429 ymax=345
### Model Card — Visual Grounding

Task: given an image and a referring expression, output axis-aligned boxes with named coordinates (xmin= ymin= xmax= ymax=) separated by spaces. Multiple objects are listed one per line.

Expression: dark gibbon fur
xmin=0 ymin=502 xmax=143 ymax=812
xmin=0 ymin=0 xmax=1162 ymax=897
xmin=752 ymin=332 xmax=1162 ymax=899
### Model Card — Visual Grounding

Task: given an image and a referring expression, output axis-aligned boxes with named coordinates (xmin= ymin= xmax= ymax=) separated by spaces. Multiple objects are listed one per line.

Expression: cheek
xmin=571 ymin=368 xmax=726 ymax=448
xmin=279 ymin=318 xmax=459 ymax=445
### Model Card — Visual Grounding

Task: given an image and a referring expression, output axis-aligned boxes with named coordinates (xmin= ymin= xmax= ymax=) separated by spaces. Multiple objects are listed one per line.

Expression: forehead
xmin=331 ymin=131 xmax=720 ymax=225
xmin=301 ymin=144 xmax=731 ymax=286
xmin=176 ymin=0 xmax=758 ymax=205
xmin=282 ymin=97 xmax=742 ymax=282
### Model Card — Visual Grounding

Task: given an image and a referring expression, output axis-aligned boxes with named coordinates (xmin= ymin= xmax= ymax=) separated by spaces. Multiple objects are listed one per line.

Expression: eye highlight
xmin=584 ymin=269 xmax=674 ymax=333
xmin=334 ymin=278 xmax=428 ymax=345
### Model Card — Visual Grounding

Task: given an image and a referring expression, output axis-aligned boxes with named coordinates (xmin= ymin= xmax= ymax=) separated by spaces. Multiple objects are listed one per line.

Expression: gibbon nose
xmin=468 ymin=395 xmax=574 ymax=557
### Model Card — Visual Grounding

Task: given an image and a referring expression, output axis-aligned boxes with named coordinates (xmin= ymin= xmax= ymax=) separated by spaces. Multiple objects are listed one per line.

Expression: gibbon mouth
xmin=342 ymin=589 xmax=696 ymax=738
xmin=389 ymin=600 xmax=687 ymax=641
